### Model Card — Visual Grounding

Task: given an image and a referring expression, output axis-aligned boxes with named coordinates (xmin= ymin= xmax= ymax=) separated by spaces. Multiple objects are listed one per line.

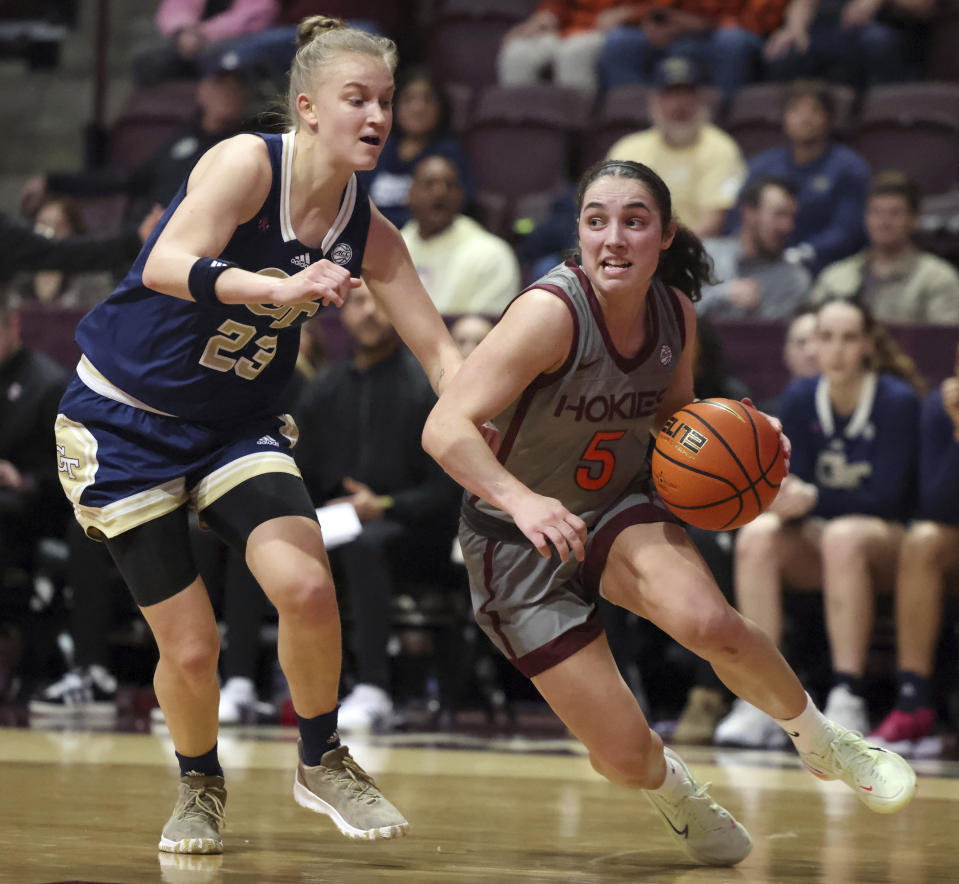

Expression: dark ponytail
xmin=656 ymin=224 xmax=714 ymax=303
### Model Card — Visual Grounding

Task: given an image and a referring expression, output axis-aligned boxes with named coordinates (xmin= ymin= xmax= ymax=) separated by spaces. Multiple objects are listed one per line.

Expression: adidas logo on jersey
xmin=291 ymin=253 xmax=312 ymax=269
xmin=257 ymin=435 xmax=279 ymax=447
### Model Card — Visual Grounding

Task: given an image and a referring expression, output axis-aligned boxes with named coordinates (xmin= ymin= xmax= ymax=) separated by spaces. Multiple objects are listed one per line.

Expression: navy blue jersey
xmin=780 ymin=372 xmax=920 ymax=521
xmin=75 ymin=131 xmax=370 ymax=424
xmin=918 ymin=389 xmax=959 ymax=523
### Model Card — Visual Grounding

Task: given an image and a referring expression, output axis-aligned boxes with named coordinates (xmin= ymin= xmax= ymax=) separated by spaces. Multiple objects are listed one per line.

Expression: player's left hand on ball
xmin=742 ymin=397 xmax=791 ymax=469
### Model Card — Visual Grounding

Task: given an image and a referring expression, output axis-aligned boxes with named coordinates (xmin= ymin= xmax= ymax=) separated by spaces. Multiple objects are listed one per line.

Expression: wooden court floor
xmin=2 ymin=723 xmax=958 ymax=884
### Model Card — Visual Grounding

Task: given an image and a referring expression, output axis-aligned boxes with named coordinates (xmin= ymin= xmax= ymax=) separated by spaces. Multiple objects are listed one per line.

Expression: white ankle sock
xmin=775 ymin=692 xmax=829 ymax=754
xmin=653 ymin=751 xmax=687 ymax=797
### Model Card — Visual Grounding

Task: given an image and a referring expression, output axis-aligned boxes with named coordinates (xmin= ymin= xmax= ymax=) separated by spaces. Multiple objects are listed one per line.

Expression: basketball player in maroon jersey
xmin=423 ymin=159 xmax=917 ymax=867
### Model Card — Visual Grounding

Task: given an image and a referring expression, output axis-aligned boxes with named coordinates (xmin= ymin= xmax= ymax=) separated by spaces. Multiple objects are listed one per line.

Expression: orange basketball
xmin=651 ymin=398 xmax=787 ymax=531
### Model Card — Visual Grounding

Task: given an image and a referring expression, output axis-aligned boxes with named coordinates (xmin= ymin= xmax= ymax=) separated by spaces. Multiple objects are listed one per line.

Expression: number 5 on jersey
xmin=576 ymin=430 xmax=626 ymax=490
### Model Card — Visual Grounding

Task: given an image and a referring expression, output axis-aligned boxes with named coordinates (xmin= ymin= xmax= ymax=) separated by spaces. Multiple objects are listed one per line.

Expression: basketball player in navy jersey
xmin=53 ymin=17 xmax=463 ymax=853
xmin=718 ymin=296 xmax=924 ymax=745
xmin=423 ymin=160 xmax=917 ymax=868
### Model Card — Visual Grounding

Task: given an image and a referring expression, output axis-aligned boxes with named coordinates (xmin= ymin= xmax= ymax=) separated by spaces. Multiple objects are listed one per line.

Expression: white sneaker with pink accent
xmin=798 ymin=720 xmax=917 ymax=814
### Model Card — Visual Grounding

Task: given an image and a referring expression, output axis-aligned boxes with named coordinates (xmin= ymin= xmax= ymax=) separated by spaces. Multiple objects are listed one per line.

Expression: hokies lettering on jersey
xmin=553 ymin=389 xmax=666 ymax=422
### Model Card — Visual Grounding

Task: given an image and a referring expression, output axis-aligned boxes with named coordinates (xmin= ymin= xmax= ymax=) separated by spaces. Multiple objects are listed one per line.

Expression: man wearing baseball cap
xmin=607 ymin=56 xmax=746 ymax=237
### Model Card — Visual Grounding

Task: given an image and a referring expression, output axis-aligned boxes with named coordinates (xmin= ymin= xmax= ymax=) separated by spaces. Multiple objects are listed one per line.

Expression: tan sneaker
xmin=673 ymin=687 xmax=727 ymax=744
xmin=158 ymin=775 xmax=227 ymax=854
xmin=294 ymin=742 xmax=408 ymax=839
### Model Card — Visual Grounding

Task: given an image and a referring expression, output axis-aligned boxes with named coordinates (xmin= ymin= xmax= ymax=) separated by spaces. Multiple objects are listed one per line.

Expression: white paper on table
xmin=315 ymin=501 xmax=362 ymax=549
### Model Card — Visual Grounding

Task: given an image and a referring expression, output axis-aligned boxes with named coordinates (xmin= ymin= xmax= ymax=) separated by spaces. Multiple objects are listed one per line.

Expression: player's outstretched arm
xmin=361 ymin=204 xmax=462 ymax=396
xmin=422 ymin=289 xmax=587 ymax=562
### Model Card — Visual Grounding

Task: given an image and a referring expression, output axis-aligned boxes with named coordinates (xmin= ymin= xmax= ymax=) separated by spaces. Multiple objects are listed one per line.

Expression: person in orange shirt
xmin=498 ymin=1 xmax=645 ymax=99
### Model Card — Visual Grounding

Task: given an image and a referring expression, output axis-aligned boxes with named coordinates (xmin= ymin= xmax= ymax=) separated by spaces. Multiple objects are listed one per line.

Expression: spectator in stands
xmin=12 ymin=196 xmax=117 ymax=310
xmin=0 ymin=210 xmax=145 ymax=284
xmin=132 ymin=0 xmax=278 ymax=86
xmin=759 ymin=303 xmax=820 ymax=415
xmin=358 ymin=67 xmax=472 ymax=230
xmin=22 ymin=66 xmax=256 ymax=226
xmin=607 ymin=56 xmax=746 ymax=237
xmin=700 ymin=175 xmax=810 ymax=319
xmin=764 ymin=0 xmax=934 ymax=90
xmin=780 ymin=304 xmax=820 ymax=380
xmin=450 ymin=314 xmax=494 ymax=358
xmin=401 ymin=155 xmax=521 ymax=317
xmin=0 ymin=287 xmax=70 ymax=697
xmin=497 ymin=1 xmax=641 ymax=100
xmin=27 ymin=521 xmax=128 ymax=719
xmin=744 ymin=78 xmax=870 ymax=275
xmin=0 ymin=209 xmax=168 ymax=702
xmin=598 ymin=0 xmax=788 ymax=98
xmin=870 ymin=346 xmax=959 ymax=753
xmin=295 ymin=284 xmax=462 ymax=732
xmin=810 ymin=170 xmax=959 ymax=324
xmin=715 ymin=296 xmax=923 ymax=747
xmin=515 ymin=185 xmax=579 ymax=284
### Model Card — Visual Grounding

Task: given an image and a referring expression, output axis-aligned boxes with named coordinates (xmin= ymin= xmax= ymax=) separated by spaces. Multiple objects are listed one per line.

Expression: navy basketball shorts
xmin=459 ymin=493 xmax=677 ymax=678
xmin=54 ymin=373 xmax=304 ymax=540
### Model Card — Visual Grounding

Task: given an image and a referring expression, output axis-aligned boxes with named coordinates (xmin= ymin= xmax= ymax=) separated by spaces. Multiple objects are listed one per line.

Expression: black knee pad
xmin=105 ymin=507 xmax=199 ymax=607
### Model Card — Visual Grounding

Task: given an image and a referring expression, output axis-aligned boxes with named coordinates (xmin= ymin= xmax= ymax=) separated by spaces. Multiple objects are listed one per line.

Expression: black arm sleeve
xmin=0 ymin=211 xmax=141 ymax=282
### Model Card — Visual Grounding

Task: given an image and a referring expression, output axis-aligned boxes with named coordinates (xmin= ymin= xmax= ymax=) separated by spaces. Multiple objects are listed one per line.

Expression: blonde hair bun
xmin=296 ymin=15 xmax=346 ymax=49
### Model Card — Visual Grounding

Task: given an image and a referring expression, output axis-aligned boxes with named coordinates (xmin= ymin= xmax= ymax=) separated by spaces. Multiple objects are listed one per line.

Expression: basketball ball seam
xmin=650 ymin=443 xmax=746 ymax=524
xmin=739 ymin=405 xmax=786 ymax=490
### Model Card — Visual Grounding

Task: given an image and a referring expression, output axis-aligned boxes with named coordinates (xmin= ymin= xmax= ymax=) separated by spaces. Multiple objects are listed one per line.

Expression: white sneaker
xmin=823 ymin=684 xmax=869 ymax=733
xmin=218 ymin=677 xmax=274 ymax=725
xmin=337 ymin=684 xmax=394 ymax=733
xmin=645 ymin=748 xmax=752 ymax=866
xmin=29 ymin=665 xmax=118 ymax=717
xmin=798 ymin=720 xmax=917 ymax=814
xmin=714 ymin=699 xmax=787 ymax=748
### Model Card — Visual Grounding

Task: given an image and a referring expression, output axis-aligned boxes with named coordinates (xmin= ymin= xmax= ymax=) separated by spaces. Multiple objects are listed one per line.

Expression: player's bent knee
xmin=159 ymin=633 xmax=220 ymax=679
xmin=273 ymin=572 xmax=337 ymax=623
